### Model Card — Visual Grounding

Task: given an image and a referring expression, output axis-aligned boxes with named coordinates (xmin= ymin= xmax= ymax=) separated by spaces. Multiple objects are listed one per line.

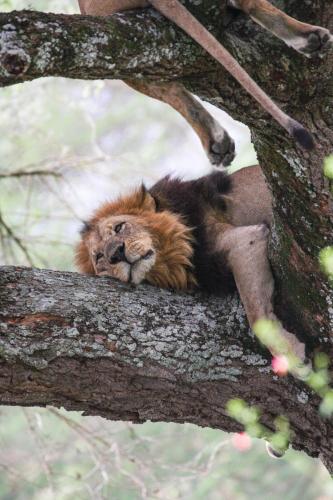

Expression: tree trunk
xmin=0 ymin=0 xmax=332 ymax=473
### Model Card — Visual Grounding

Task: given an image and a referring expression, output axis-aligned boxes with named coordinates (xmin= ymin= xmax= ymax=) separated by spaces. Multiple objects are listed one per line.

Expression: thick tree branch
xmin=0 ymin=9 xmax=211 ymax=86
xmin=0 ymin=266 xmax=332 ymax=472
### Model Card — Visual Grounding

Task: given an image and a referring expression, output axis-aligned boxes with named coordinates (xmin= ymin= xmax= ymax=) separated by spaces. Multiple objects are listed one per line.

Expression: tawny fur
xmin=76 ymin=187 xmax=196 ymax=290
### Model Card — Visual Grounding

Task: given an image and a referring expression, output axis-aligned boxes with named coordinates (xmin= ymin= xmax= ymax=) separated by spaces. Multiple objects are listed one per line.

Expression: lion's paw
xmin=208 ymin=130 xmax=235 ymax=167
xmin=290 ymin=28 xmax=332 ymax=58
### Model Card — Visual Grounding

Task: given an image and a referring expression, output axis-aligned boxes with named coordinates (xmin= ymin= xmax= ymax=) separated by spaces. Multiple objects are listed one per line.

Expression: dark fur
xmin=150 ymin=171 xmax=235 ymax=295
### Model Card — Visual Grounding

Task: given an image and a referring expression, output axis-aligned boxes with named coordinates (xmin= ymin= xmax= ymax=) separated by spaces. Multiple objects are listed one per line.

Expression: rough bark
xmin=0 ymin=0 xmax=332 ymax=473
xmin=0 ymin=266 xmax=331 ymax=471
xmin=0 ymin=8 xmax=213 ymax=85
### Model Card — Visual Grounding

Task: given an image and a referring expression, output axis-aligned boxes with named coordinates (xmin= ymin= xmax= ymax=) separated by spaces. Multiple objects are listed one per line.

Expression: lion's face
xmin=85 ymin=214 xmax=156 ymax=285
xmin=76 ymin=187 xmax=195 ymax=290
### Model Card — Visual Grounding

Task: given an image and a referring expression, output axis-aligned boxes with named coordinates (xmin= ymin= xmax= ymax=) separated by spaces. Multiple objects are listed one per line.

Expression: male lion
xmin=76 ymin=165 xmax=306 ymax=365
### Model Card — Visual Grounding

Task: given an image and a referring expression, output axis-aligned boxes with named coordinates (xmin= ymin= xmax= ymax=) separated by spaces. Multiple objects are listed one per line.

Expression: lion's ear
xmin=79 ymin=221 xmax=92 ymax=235
xmin=139 ymin=185 xmax=158 ymax=212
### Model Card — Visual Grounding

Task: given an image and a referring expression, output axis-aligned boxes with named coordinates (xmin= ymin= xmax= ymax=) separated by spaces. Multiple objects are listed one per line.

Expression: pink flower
xmin=232 ymin=432 xmax=252 ymax=452
xmin=272 ymin=355 xmax=289 ymax=376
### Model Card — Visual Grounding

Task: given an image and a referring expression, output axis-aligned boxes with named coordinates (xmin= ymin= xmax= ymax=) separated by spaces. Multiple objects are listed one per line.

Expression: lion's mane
xmin=76 ymin=171 xmax=234 ymax=294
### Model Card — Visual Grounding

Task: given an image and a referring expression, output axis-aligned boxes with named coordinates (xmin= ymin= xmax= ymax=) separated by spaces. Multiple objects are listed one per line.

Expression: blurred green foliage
xmin=319 ymin=246 xmax=333 ymax=282
xmin=0 ymin=1 xmax=332 ymax=498
xmin=227 ymin=399 xmax=290 ymax=456
xmin=0 ymin=407 xmax=332 ymax=500
xmin=323 ymin=155 xmax=333 ymax=181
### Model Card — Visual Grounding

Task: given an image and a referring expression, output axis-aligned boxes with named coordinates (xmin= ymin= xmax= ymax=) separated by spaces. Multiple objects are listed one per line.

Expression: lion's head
xmin=75 ymin=187 xmax=196 ymax=290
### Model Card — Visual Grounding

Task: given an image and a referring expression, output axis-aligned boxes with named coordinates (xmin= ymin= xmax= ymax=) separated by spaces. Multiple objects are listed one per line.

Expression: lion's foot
xmin=288 ymin=27 xmax=332 ymax=58
xmin=206 ymin=127 xmax=235 ymax=167
xmin=271 ymin=327 xmax=312 ymax=380
xmin=209 ymin=132 xmax=235 ymax=167
xmin=278 ymin=327 xmax=306 ymax=361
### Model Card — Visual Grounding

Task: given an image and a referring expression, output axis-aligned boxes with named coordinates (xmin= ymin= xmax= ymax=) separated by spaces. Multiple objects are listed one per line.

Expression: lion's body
xmin=76 ymin=165 xmax=271 ymax=293
xmin=75 ymin=0 xmax=318 ymax=362
xmin=76 ymin=170 xmax=231 ymax=291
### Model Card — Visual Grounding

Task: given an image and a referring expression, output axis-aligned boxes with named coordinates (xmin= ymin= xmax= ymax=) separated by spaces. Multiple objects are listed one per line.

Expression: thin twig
xmin=0 ymin=211 xmax=34 ymax=266
xmin=47 ymin=408 xmax=111 ymax=449
xmin=22 ymin=409 xmax=55 ymax=495
xmin=0 ymin=169 xmax=62 ymax=179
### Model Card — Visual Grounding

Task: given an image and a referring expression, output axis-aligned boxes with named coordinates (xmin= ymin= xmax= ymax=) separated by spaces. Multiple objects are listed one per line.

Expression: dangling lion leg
xmin=78 ymin=1 xmax=235 ymax=166
xmin=126 ymin=80 xmax=235 ymax=167
xmin=228 ymin=0 xmax=332 ymax=57
xmin=218 ymin=223 xmax=306 ymax=362
xmin=78 ymin=0 xmax=148 ymax=16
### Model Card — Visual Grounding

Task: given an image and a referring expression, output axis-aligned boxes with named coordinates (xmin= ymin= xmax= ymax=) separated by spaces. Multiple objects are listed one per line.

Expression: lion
xmin=76 ymin=165 xmax=306 ymax=366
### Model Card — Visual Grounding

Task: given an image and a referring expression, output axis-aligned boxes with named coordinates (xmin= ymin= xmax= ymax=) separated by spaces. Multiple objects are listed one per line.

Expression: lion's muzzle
xmin=105 ymin=241 xmax=127 ymax=264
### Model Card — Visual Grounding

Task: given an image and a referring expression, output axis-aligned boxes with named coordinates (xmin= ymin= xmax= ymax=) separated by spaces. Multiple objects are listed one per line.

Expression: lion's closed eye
xmin=114 ymin=222 xmax=125 ymax=234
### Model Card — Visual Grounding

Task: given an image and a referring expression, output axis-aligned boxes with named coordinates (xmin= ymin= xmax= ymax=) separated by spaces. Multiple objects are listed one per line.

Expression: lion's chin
xmin=96 ymin=253 xmax=156 ymax=285
xmin=130 ymin=252 xmax=156 ymax=285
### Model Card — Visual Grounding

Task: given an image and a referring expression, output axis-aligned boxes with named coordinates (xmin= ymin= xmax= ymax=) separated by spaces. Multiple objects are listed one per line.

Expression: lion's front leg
xmin=126 ymin=80 xmax=235 ymax=167
xmin=217 ymin=223 xmax=306 ymax=363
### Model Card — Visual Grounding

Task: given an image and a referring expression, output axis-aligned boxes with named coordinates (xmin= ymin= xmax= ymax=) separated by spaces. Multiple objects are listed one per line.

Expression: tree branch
xmin=0 ymin=266 xmax=332 ymax=472
xmin=0 ymin=8 xmax=210 ymax=86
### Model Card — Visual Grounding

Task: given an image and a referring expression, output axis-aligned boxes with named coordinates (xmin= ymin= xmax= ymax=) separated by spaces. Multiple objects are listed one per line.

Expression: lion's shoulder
xmin=150 ymin=171 xmax=231 ymax=223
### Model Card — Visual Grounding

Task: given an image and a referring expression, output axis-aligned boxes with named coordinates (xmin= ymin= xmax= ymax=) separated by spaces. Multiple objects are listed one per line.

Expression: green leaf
xmin=274 ymin=416 xmax=290 ymax=434
xmin=270 ymin=432 xmax=289 ymax=454
xmin=241 ymin=407 xmax=260 ymax=425
xmin=319 ymin=247 xmax=333 ymax=279
xmin=246 ymin=423 xmax=263 ymax=438
xmin=314 ymin=352 xmax=330 ymax=371
xmin=226 ymin=399 xmax=247 ymax=420
xmin=319 ymin=390 xmax=333 ymax=418
xmin=307 ymin=371 xmax=329 ymax=392
xmin=323 ymin=155 xmax=333 ymax=180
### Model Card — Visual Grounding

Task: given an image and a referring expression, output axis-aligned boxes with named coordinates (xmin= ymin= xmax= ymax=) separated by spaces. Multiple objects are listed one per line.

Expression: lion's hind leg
xmin=217 ymin=223 xmax=306 ymax=365
xmin=228 ymin=0 xmax=332 ymax=57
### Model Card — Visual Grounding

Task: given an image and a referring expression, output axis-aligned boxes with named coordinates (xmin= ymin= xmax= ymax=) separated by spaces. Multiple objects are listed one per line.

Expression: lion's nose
xmin=109 ymin=243 xmax=126 ymax=264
